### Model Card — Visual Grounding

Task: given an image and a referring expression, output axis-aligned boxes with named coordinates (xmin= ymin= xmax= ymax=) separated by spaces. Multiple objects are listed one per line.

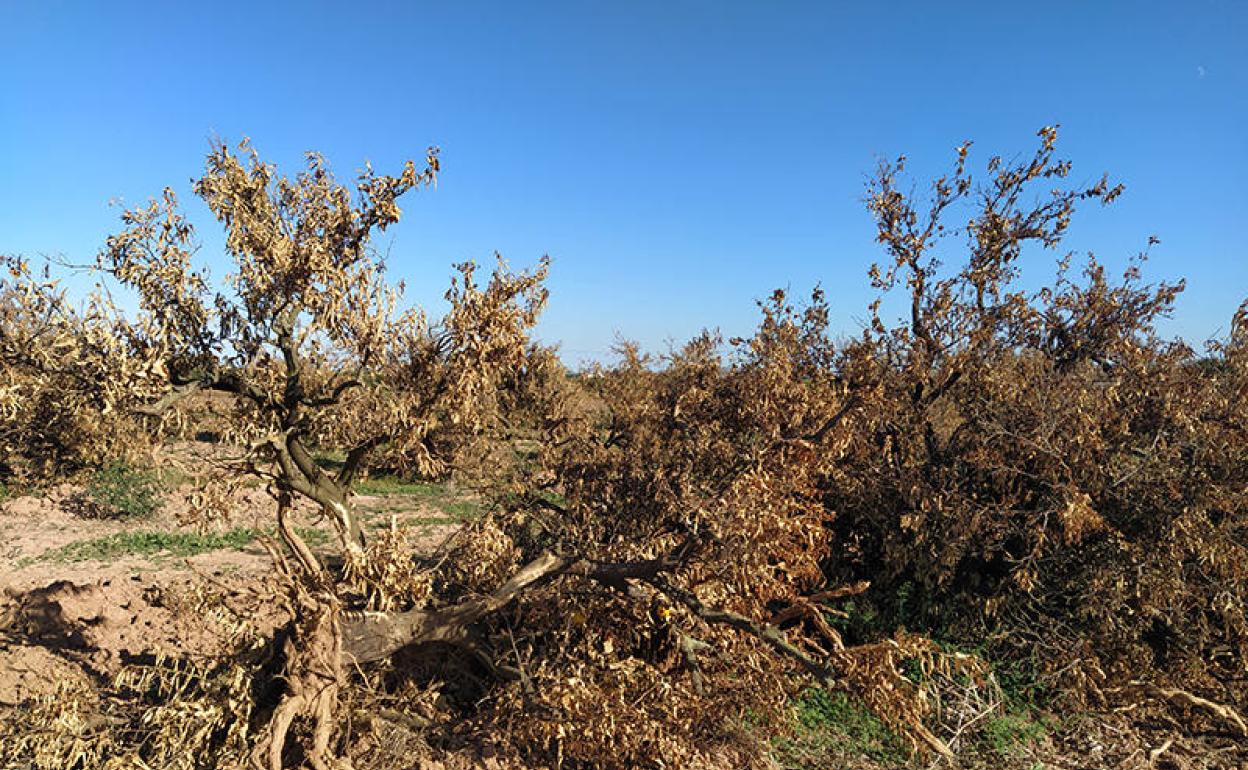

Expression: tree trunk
xmin=341 ymin=552 xmax=567 ymax=664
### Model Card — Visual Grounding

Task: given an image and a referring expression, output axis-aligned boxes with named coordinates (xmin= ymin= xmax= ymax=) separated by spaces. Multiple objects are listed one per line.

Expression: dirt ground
xmin=0 ymin=478 xmax=459 ymax=709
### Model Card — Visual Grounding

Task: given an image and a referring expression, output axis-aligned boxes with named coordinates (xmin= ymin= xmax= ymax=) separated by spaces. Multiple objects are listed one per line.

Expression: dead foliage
xmin=0 ymin=270 xmax=160 ymax=483
xmin=1 ymin=128 xmax=1246 ymax=769
xmin=817 ymin=129 xmax=1248 ymax=726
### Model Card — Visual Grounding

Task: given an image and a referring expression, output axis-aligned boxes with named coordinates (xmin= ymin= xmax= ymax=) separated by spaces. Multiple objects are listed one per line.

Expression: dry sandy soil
xmin=0 ymin=477 xmax=459 ymax=714
xmin=0 ymin=471 xmax=544 ymax=769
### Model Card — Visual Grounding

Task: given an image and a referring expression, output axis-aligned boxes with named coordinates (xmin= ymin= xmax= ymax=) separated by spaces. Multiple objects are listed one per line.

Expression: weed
xmin=979 ymin=656 xmax=1052 ymax=757
xmin=995 ymin=656 xmax=1053 ymax=711
xmin=774 ymin=688 xmax=910 ymax=767
xmin=24 ymin=526 xmax=328 ymax=564
xmin=81 ymin=461 xmax=164 ymax=519
xmin=980 ymin=711 xmax=1048 ymax=756
xmin=355 ymin=475 xmax=448 ymax=498
xmin=827 ymin=598 xmax=881 ymax=642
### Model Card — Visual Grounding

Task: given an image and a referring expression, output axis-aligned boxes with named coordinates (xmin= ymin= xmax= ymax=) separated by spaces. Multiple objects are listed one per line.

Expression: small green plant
xmin=24 ymin=526 xmax=329 ymax=564
xmin=441 ymin=499 xmax=485 ymax=520
xmin=826 ymin=598 xmax=881 ymax=643
xmin=775 ymin=688 xmax=910 ymax=767
xmin=974 ymin=657 xmax=1053 ymax=757
xmin=82 ymin=461 xmax=164 ymax=519
xmin=980 ymin=711 xmax=1048 ymax=757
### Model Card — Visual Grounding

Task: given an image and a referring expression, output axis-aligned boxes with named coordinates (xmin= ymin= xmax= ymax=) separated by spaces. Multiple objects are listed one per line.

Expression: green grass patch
xmin=360 ymin=495 xmax=483 ymax=522
xmin=535 ymin=489 xmax=567 ymax=508
xmin=402 ymin=515 xmax=463 ymax=527
xmin=352 ymin=474 xmax=486 ymax=523
xmin=440 ymin=499 xmax=485 ymax=520
xmin=354 ymin=475 xmax=450 ymax=498
xmin=82 ymin=461 xmax=165 ymax=519
xmin=313 ymin=451 xmax=487 ymax=524
xmin=153 ymin=465 xmax=195 ymax=488
xmin=312 ymin=451 xmax=483 ymax=517
xmin=497 ymin=488 xmax=567 ymax=511
xmin=980 ymin=711 xmax=1049 ymax=757
xmin=312 ymin=450 xmax=346 ymax=473
xmin=24 ymin=526 xmax=329 ymax=565
xmin=774 ymin=688 xmax=910 ymax=767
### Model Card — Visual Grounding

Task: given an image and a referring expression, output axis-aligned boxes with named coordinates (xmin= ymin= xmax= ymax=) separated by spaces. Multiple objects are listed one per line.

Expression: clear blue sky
xmin=2 ymin=1 xmax=1244 ymax=363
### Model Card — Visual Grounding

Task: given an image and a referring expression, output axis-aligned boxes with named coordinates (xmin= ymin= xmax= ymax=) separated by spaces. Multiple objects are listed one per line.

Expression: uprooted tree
xmin=4 ymin=142 xmax=555 ymax=765
xmin=62 ymin=142 xmax=565 ymax=768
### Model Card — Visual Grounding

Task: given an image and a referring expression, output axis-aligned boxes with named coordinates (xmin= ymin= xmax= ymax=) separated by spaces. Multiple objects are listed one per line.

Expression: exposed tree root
xmin=251 ymin=590 xmax=347 ymax=770
xmin=251 ymin=500 xmax=352 ymax=770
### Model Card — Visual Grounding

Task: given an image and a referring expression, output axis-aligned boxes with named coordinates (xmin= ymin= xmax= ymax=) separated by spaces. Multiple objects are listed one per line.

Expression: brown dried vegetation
xmin=2 ymin=128 xmax=1246 ymax=769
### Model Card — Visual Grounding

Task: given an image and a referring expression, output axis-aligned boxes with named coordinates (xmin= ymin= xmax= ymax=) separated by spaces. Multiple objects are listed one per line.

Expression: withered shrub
xmin=310 ymin=338 xmax=563 ymax=490
xmin=817 ymin=130 xmax=1248 ymax=713
xmin=484 ymin=128 xmax=1248 ymax=761
xmin=2 ymin=139 xmax=876 ymax=770
xmin=0 ymin=271 xmax=160 ymax=483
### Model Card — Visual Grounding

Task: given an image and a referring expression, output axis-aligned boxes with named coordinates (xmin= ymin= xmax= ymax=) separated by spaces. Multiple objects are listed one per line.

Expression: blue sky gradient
xmin=2 ymin=1 xmax=1244 ymax=363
